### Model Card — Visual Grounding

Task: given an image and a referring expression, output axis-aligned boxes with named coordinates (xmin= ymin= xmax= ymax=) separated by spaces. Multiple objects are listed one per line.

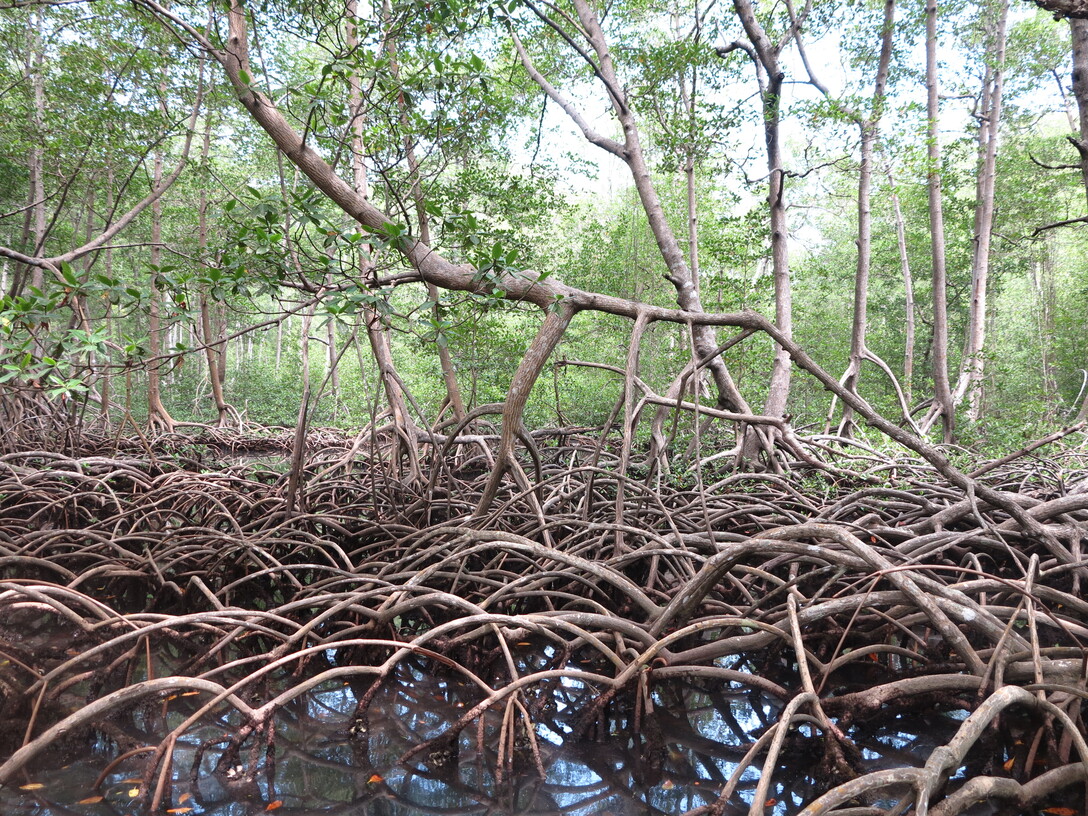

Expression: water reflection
xmin=0 ymin=661 xmax=977 ymax=816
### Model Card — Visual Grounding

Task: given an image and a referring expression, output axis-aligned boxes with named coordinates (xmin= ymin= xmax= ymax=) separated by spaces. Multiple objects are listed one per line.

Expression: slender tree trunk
xmin=28 ymin=14 xmax=46 ymax=291
xmin=326 ymin=297 xmax=339 ymax=420
xmin=197 ymin=104 xmax=232 ymax=427
xmin=100 ymin=161 xmax=116 ymax=424
xmin=347 ymin=0 xmax=419 ymax=478
xmin=275 ymin=315 xmax=284 ymax=372
xmin=678 ymin=57 xmax=700 ymax=297
xmin=213 ymin=301 xmax=226 ymax=392
xmin=1032 ymin=250 xmax=1059 ymax=417
xmin=924 ymin=0 xmax=954 ymax=442
xmin=834 ymin=0 xmax=896 ymax=435
xmin=1065 ymin=18 xmax=1088 ymax=245
xmin=381 ymin=0 xmax=466 ymax=421
xmin=954 ymin=0 xmax=1008 ymax=423
xmin=882 ymin=164 xmax=916 ymax=406
xmin=147 ymin=113 xmax=175 ymax=434
xmin=199 ymin=295 xmax=230 ymax=425
xmin=513 ymin=2 xmax=750 ymax=427
xmin=285 ymin=302 xmax=314 ymax=513
xmin=731 ymin=0 xmax=795 ymax=421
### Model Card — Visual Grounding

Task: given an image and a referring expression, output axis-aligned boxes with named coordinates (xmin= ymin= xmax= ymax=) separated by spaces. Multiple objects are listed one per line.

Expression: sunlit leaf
xmin=19 ymin=783 xmax=45 ymax=790
xmin=1002 ymin=757 xmax=1015 ymax=771
xmin=660 ymin=779 xmax=674 ymax=790
xmin=77 ymin=796 xmax=105 ymax=804
xmin=166 ymin=809 xmax=193 ymax=814
xmin=265 ymin=801 xmax=284 ymax=811
xmin=128 ymin=787 xmax=140 ymax=797
xmin=367 ymin=774 xmax=383 ymax=784
xmin=179 ymin=793 xmax=191 ymax=803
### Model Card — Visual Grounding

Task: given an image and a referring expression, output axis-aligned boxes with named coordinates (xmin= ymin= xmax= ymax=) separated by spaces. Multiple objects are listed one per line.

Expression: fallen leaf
xmin=166 ymin=809 xmax=193 ymax=814
xmin=1002 ymin=757 xmax=1015 ymax=771
xmin=1041 ymin=809 xmax=1077 ymax=815
xmin=128 ymin=787 xmax=140 ymax=797
xmin=265 ymin=801 xmax=283 ymax=811
xmin=19 ymin=783 xmax=45 ymax=791
xmin=77 ymin=796 xmax=105 ymax=804
xmin=181 ymin=691 xmax=200 ymax=697
xmin=660 ymin=779 xmax=674 ymax=790
xmin=179 ymin=792 xmax=191 ymax=803
xmin=367 ymin=774 xmax=383 ymax=784
xmin=765 ymin=800 xmax=777 ymax=808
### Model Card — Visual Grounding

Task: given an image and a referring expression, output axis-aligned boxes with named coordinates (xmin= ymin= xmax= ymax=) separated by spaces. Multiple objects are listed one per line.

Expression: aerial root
xmin=0 ymin=433 xmax=1085 ymax=813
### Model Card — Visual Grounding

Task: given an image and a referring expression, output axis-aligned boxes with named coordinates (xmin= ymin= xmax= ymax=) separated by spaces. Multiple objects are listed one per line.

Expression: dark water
xmin=0 ymin=656 xmax=984 ymax=816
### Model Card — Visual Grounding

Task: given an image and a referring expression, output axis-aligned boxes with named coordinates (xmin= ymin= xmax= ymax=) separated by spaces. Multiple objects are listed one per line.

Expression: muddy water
xmin=1 ymin=659 xmax=979 ymax=816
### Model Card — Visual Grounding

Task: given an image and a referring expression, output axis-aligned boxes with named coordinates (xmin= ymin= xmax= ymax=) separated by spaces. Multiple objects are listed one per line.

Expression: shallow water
xmin=0 ymin=659 xmax=987 ymax=816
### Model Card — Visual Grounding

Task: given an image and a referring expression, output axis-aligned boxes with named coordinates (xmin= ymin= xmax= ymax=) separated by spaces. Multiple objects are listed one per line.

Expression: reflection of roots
xmin=0 ymin=431 xmax=1086 ymax=815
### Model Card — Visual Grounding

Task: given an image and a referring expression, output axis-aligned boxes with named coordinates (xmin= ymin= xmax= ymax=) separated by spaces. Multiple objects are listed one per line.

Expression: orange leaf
xmin=367 ymin=774 xmax=383 ymax=784
xmin=77 ymin=796 xmax=105 ymax=804
xmin=765 ymin=800 xmax=777 ymax=808
xmin=181 ymin=691 xmax=201 ymax=697
xmin=1041 ymin=809 xmax=1077 ymax=815
xmin=166 ymin=809 xmax=193 ymax=814
xmin=19 ymin=783 xmax=45 ymax=791
xmin=1002 ymin=757 xmax=1015 ymax=771
xmin=265 ymin=801 xmax=284 ymax=811
xmin=660 ymin=779 xmax=674 ymax=790
xmin=179 ymin=793 xmax=191 ymax=803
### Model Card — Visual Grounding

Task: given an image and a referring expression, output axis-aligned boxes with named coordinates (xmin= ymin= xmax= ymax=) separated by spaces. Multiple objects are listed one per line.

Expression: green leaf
xmin=60 ymin=262 xmax=79 ymax=287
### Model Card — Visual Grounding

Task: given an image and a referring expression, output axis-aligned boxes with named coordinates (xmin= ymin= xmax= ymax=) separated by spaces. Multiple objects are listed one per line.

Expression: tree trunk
xmin=953 ymin=0 xmax=1008 ymax=423
xmin=285 ymin=302 xmax=314 ymax=513
xmin=884 ymin=163 xmax=916 ymax=407
xmin=1032 ymin=249 xmax=1060 ymax=417
xmin=198 ymin=102 xmax=234 ymax=428
xmin=147 ymin=117 xmax=175 ymax=434
xmin=512 ymin=1 xmax=750 ymax=429
xmin=381 ymin=0 xmax=467 ymax=422
xmin=731 ymin=0 xmax=796 ymax=422
xmin=1031 ymin=0 xmax=1088 ymax=19
xmin=1067 ymin=18 xmax=1088 ymax=216
xmin=923 ymin=0 xmax=955 ymax=442
xmin=835 ymin=0 xmax=896 ymax=435
xmin=28 ymin=13 xmax=46 ymax=292
xmin=348 ymin=0 xmax=419 ymax=478
xmin=326 ymin=295 xmax=339 ymax=420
